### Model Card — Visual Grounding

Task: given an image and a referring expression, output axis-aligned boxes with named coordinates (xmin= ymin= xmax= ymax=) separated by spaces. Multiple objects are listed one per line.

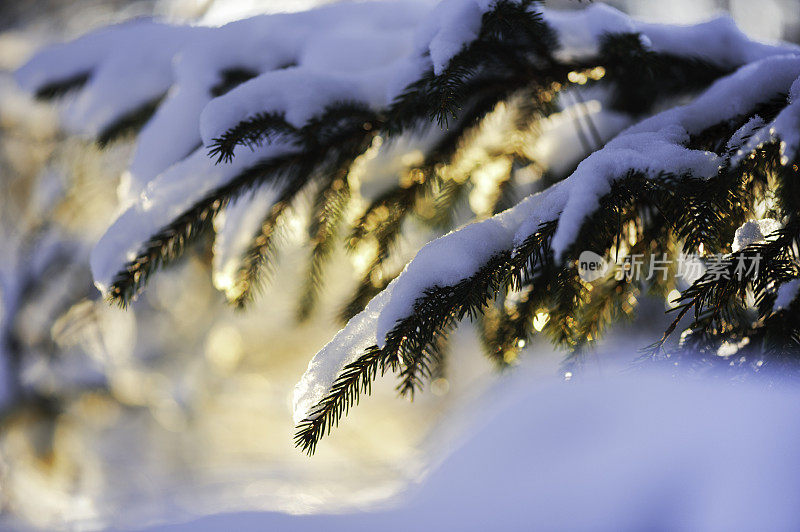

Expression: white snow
xmin=725 ymin=115 xmax=765 ymax=154
xmin=544 ymin=3 xmax=798 ymax=65
xmin=539 ymin=124 xmax=718 ymax=259
xmin=415 ymin=0 xmax=484 ymax=76
xmin=635 ymin=14 xmax=798 ymax=68
xmin=168 ymin=370 xmax=800 ymax=531
xmin=543 ymin=4 xmax=637 ymax=61
xmin=731 ymin=218 xmax=781 ymax=252
xmin=197 ymin=1 xmax=434 ymax=146
xmin=731 ymin=75 xmax=800 ymax=167
xmin=774 ymin=279 xmax=800 ymax=311
xmin=15 ymin=20 xmax=205 ymax=139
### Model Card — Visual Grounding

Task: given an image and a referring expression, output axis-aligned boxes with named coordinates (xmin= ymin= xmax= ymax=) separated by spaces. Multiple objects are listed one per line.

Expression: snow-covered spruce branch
xmin=294 ymin=217 xmax=555 ymax=454
xmin=293 ymin=54 xmax=800 ymax=452
xmin=16 ymin=2 xmax=782 ymax=311
xmin=113 ymin=0 xmax=569 ymax=308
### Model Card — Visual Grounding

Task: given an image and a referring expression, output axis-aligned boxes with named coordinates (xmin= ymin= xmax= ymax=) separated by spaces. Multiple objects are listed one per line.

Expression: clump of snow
xmin=543 ymin=4 xmax=636 ymax=61
xmin=636 ymin=14 xmax=799 ymax=69
xmin=544 ymin=3 xmax=798 ymax=65
xmin=198 ymin=1 xmax=434 ymax=145
xmin=731 ymin=75 xmax=800 ymax=167
xmin=774 ymin=279 xmax=800 ymax=311
xmin=731 ymin=218 xmax=781 ymax=253
xmin=537 ymin=124 xmax=719 ymax=260
xmin=415 ymin=0 xmax=484 ymax=76
xmin=293 ymin=285 xmax=396 ymax=424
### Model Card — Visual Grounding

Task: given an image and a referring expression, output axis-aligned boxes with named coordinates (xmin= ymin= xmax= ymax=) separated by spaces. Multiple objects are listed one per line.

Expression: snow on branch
xmin=16 ymin=20 xmax=205 ymax=141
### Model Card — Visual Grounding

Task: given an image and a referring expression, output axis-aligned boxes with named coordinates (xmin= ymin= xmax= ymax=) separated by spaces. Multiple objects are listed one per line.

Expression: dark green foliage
xmin=385 ymin=0 xmax=558 ymax=132
xmin=209 ymin=66 xmax=260 ymax=98
xmin=33 ymin=71 xmax=90 ymax=100
xmin=599 ymin=32 xmax=729 ymax=115
xmin=106 ymin=150 xmax=309 ymax=306
xmin=97 ymin=96 xmax=163 ymax=147
xmin=208 ymin=111 xmax=299 ymax=163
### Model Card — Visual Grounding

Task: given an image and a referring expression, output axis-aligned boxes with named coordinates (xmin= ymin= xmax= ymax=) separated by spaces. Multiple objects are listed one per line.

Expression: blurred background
xmin=1 ymin=0 xmax=799 ymax=530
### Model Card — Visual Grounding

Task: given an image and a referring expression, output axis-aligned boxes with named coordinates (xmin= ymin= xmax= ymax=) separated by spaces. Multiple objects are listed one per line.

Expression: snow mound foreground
xmin=155 ymin=371 xmax=800 ymax=531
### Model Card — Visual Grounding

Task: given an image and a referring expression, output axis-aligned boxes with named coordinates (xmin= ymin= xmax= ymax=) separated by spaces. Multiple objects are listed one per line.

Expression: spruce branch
xmin=294 ymin=345 xmax=392 ymax=455
xmin=207 ymin=112 xmax=300 ymax=163
xmin=229 ymin=103 xmax=380 ymax=307
xmin=108 ymin=103 xmax=379 ymax=307
xmin=301 ymin=89 xmax=800 ymax=448
xmin=599 ymin=32 xmax=729 ymax=115
xmin=297 ymin=173 xmax=351 ymax=321
xmin=480 ymin=281 xmax=546 ymax=368
xmin=296 ymin=220 xmax=559 ymax=454
xmin=106 ymin=151 xmax=306 ymax=306
xmin=228 ymin=198 xmax=295 ymax=309
xmin=384 ymin=0 xmax=559 ymax=134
